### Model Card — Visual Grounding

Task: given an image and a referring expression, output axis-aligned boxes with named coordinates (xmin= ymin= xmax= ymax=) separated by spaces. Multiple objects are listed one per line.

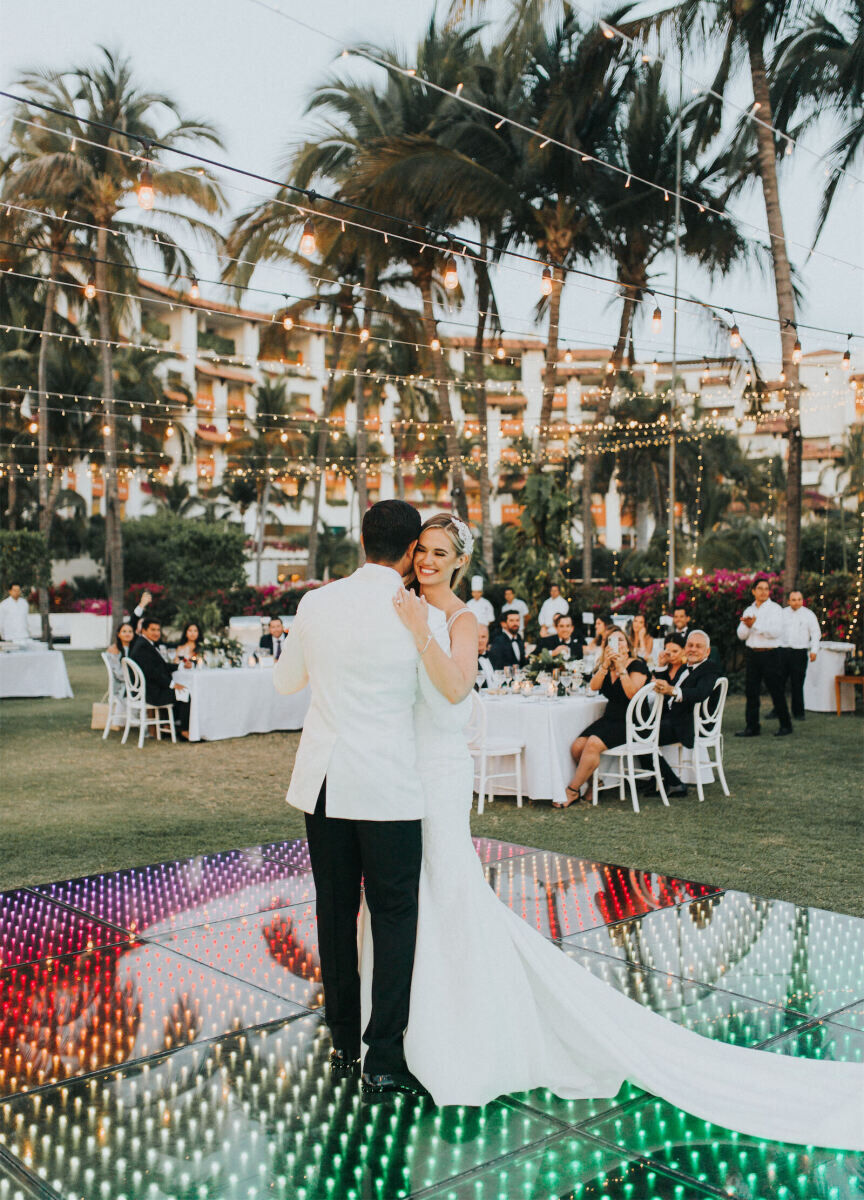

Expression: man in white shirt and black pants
xmin=735 ymin=578 xmax=792 ymax=738
xmin=781 ymin=591 xmax=821 ymax=721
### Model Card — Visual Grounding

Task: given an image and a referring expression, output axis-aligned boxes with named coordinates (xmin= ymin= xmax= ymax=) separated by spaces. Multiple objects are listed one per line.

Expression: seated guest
xmin=537 ymin=613 xmax=583 ymax=660
xmin=628 ymin=613 xmax=654 ymax=662
xmin=105 ymin=620 xmax=137 ymax=696
xmin=259 ymin=617 xmax=288 ymax=658
xmin=652 ymin=638 xmax=686 ymax=685
xmin=538 ymin=583 xmax=569 ymax=637
xmin=174 ymin=621 xmax=203 ymax=665
xmin=584 ymin=612 xmax=614 ymax=655
xmin=646 ymin=630 xmax=721 ymax=797
xmin=664 ymin=606 xmax=692 ymax=648
xmin=558 ymin=627 xmax=650 ymax=807
xmin=488 ymin=611 xmax=526 ymax=670
xmin=131 ymin=589 xmax=153 ymax=636
xmin=501 ymin=586 xmax=529 ymax=635
xmin=477 ymin=624 xmax=495 ymax=688
xmin=130 ymin=617 xmax=190 ymax=737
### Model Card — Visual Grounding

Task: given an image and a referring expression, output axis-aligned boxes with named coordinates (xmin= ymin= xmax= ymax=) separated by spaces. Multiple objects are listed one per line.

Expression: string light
xmin=136 ymin=163 xmax=155 ymax=211
xmin=651 ymin=359 xmax=659 ymax=374
xmin=792 ymin=337 xmax=802 ymax=365
xmin=540 ymin=267 xmax=553 ymax=297
xmin=83 ymin=276 xmax=96 ymax=301
xmin=430 ymin=336 xmax=441 ymax=352
xmin=359 ymin=326 xmax=370 ymax=344
xmin=729 ymin=323 xmax=741 ymax=350
xmin=564 ymin=348 xmax=573 ymax=363
xmin=299 ymin=219 xmax=317 ymax=256
xmin=188 ymin=277 xmax=200 ymax=300
xmin=282 ymin=313 xmax=294 ymax=331
xmin=443 ymin=255 xmax=459 ymax=291
xmin=652 ymin=305 xmax=662 ymax=334
xmin=27 ymin=419 xmax=37 ymax=434
xmin=842 ymin=338 xmax=852 ymax=371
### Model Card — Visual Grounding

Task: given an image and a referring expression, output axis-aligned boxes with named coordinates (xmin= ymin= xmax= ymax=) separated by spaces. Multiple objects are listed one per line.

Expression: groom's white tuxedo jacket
xmin=274 ymin=562 xmax=435 ymax=821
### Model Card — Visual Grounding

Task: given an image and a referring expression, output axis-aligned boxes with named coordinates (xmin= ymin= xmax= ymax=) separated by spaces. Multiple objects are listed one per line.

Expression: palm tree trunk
xmin=95 ymin=224 xmax=124 ymax=624
xmin=535 ymin=265 xmax=565 ymax=464
xmin=473 ymin=246 xmax=493 ymax=575
xmin=746 ymin=31 xmax=801 ymax=591
xmin=255 ymin=475 xmax=270 ymax=585
xmin=394 ymin=406 xmax=406 ymax=500
xmin=581 ymin=294 xmax=635 ymax=581
xmin=307 ymin=325 xmax=345 ymax=578
xmin=418 ymin=276 xmax=468 ymax=522
xmin=37 ymin=253 xmax=58 ymax=647
xmin=353 ymin=262 xmax=375 ymax=560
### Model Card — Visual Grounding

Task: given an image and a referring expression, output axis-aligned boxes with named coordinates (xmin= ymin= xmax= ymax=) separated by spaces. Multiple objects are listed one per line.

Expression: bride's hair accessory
xmin=448 ymin=516 xmax=475 ymax=559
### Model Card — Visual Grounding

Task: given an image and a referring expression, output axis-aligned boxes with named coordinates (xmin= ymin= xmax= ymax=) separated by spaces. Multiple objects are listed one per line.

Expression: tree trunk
xmin=746 ymin=31 xmax=801 ymax=591
xmin=353 ymin=262 xmax=375 ymax=561
xmin=95 ymin=224 xmax=124 ymax=624
xmin=255 ymin=475 xmax=270 ymax=585
xmin=472 ymin=246 xmax=493 ymax=575
xmin=37 ymin=252 xmax=59 ymax=647
xmin=307 ymin=324 xmax=345 ymax=578
xmin=4 ymin=462 xmax=17 ymax=529
xmin=418 ymin=276 xmax=468 ymax=522
xmin=394 ymin=408 xmax=406 ymax=500
xmin=535 ymin=264 xmax=565 ymax=464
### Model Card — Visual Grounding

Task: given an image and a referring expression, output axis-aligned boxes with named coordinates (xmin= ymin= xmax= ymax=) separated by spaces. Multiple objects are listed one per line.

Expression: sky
xmin=1 ymin=0 xmax=862 ymax=374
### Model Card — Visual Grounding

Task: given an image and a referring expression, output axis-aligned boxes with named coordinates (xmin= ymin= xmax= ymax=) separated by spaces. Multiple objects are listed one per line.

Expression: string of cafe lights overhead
xmin=3 ymin=93 xmax=864 ymax=359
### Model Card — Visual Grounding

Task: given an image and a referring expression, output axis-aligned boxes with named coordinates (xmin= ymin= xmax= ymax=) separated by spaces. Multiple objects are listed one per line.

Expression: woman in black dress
xmin=556 ymin=626 xmax=650 ymax=807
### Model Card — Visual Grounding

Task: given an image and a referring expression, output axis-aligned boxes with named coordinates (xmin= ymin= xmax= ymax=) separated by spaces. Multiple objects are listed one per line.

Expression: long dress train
xmin=363 ymin=614 xmax=863 ymax=1150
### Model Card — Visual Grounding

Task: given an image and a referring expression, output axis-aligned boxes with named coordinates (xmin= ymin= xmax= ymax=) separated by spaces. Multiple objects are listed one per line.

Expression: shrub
xmin=0 ymin=530 xmax=50 ymax=593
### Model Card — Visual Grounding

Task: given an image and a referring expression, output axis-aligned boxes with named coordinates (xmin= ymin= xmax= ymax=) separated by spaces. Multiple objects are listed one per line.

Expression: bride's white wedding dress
xmin=363 ymin=611 xmax=863 ymax=1150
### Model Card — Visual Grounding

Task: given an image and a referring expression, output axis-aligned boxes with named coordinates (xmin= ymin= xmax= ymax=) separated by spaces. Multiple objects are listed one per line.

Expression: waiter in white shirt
xmin=538 ymin=583 xmax=569 ymax=637
xmin=466 ymin=576 xmax=495 ymax=631
xmin=501 ymin=586 xmax=529 ymax=635
xmin=0 ymin=583 xmax=31 ymax=641
xmin=735 ymin=578 xmax=792 ymax=737
xmin=781 ymin=591 xmax=821 ymax=721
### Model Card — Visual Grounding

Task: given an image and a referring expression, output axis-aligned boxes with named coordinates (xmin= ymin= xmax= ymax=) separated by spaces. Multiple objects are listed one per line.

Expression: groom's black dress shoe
xmin=734 ymin=729 xmax=760 ymax=738
xmin=329 ymin=1049 xmax=360 ymax=1077
xmin=361 ymin=1070 xmax=428 ymax=1100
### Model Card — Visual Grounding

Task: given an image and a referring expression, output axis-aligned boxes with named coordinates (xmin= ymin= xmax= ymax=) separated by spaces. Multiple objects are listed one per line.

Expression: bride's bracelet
xmin=418 ymin=633 xmax=434 ymax=656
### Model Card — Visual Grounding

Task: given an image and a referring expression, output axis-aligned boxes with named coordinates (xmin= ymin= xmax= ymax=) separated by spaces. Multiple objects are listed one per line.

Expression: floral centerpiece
xmin=201 ymin=632 xmax=244 ymax=668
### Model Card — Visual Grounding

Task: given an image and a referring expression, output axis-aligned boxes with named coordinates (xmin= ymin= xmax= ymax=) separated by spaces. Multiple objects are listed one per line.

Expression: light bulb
xmin=601 ymin=21 xmax=615 ymax=38
xmin=102 ymin=423 xmax=111 ymax=436
xmin=136 ymin=165 xmax=154 ymax=210
xmin=792 ymin=338 xmax=802 ymax=364
xmin=189 ymin=278 xmax=200 ymax=300
xmin=729 ymin=324 xmax=741 ymax=349
xmin=495 ymin=342 xmax=505 ymax=360
xmin=606 ymin=360 xmax=615 ymax=374
xmin=282 ymin=314 xmax=294 ymax=331
xmin=540 ymin=267 xmax=553 ymax=297
xmin=779 ymin=370 xmax=786 ymax=383
xmin=166 ymin=424 xmax=174 ymax=438
xmin=841 ymin=349 xmax=851 ymax=371
xmin=564 ymin=348 xmax=573 ymax=363
xmin=28 ymin=420 xmax=38 ymax=434
xmin=280 ymin=431 xmax=288 ymax=443
xmin=430 ymin=336 xmax=440 ymax=352
xmin=744 ymin=370 xmax=752 ymax=385
xmin=443 ymin=255 xmax=459 ymax=291
xmin=84 ymin=277 xmax=96 ymax=301
xmin=299 ymin=219 xmax=317 ymax=256
xmin=652 ymin=305 xmax=662 ymax=334
xmin=359 ymin=327 xmax=370 ymax=344
xmin=651 ymin=359 xmax=659 ymax=374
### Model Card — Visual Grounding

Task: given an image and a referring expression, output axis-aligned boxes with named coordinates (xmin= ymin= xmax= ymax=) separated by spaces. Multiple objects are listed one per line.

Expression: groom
xmin=274 ymin=499 xmax=427 ymax=1097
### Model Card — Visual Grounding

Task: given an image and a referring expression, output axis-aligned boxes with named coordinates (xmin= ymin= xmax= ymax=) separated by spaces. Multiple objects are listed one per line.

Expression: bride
xmin=374 ymin=512 xmax=863 ymax=1151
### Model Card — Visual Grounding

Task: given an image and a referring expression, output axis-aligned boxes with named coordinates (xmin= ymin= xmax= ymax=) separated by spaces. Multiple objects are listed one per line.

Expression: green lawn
xmin=1 ymin=651 xmax=862 ymax=915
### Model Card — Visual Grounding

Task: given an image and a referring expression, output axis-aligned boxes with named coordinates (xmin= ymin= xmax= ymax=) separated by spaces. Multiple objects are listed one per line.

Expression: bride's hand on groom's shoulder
xmin=393 ymin=587 xmax=429 ymax=640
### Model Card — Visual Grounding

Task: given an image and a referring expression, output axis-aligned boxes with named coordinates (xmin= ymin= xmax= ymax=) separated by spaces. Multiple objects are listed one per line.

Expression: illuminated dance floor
xmin=0 ymin=838 xmax=862 ymax=1199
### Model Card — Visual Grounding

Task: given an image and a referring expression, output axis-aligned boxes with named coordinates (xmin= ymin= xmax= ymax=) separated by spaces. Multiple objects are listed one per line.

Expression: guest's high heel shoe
xmin=553 ymin=784 xmax=586 ymax=809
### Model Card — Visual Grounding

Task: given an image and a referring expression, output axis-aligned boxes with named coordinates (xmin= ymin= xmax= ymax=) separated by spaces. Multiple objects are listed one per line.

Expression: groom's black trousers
xmin=305 ymin=780 xmax=422 ymax=1074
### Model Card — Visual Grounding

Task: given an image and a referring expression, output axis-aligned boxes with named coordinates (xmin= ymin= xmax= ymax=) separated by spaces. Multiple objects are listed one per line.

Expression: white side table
xmin=804 ymin=641 xmax=854 ymax=712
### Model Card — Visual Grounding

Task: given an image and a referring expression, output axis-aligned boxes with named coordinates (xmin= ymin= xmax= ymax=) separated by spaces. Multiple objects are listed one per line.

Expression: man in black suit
xmin=537 ymin=613 xmax=583 ymax=660
xmin=259 ymin=617 xmax=288 ymax=658
xmin=646 ymin=630 xmax=720 ymax=797
xmin=130 ymin=617 xmax=190 ymax=736
xmin=663 ymin=606 xmax=692 ymax=649
xmin=488 ymin=611 xmax=526 ymax=670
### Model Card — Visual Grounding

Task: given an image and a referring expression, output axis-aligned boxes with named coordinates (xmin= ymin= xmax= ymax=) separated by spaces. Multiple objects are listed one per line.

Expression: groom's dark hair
xmin=362 ymin=500 xmax=421 ymax=564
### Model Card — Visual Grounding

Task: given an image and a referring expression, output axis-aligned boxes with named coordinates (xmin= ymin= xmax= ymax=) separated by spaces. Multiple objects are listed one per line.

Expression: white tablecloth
xmin=479 ymin=689 xmax=714 ymax=804
xmin=803 ymin=641 xmax=854 ymax=712
xmin=0 ymin=648 xmax=73 ymax=699
xmin=480 ymin=693 xmax=605 ymax=805
xmin=179 ymin=667 xmax=310 ymax=742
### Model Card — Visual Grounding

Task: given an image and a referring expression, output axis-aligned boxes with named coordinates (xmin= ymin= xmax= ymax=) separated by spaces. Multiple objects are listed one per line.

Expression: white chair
xmin=100 ymin=651 xmax=127 ymax=739
xmin=468 ymin=692 xmax=525 ymax=816
xmin=675 ymin=677 xmax=730 ymax=802
xmin=120 ymin=657 xmax=177 ymax=748
xmin=592 ymin=684 xmax=668 ymax=814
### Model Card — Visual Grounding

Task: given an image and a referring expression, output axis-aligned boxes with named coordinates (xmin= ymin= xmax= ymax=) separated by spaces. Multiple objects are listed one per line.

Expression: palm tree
xmin=771 ymin=0 xmax=864 ymax=239
xmin=632 ymin=0 xmax=808 ymax=590
xmin=9 ymin=47 xmax=224 ymax=620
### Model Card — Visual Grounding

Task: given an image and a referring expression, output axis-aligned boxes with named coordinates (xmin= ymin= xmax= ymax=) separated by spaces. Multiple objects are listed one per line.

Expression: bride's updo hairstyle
xmin=418 ymin=514 xmax=475 ymax=589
